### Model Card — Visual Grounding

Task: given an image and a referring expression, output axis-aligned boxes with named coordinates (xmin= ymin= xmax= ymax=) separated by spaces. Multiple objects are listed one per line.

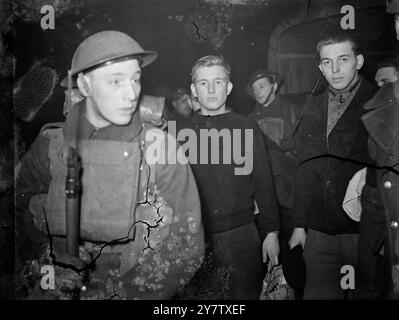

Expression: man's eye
xmin=322 ymin=61 xmax=330 ymax=66
xmin=132 ymin=78 xmax=141 ymax=84
xmin=340 ymin=57 xmax=349 ymax=63
xmin=199 ymin=81 xmax=206 ymax=86
xmin=110 ymin=80 xmax=121 ymax=86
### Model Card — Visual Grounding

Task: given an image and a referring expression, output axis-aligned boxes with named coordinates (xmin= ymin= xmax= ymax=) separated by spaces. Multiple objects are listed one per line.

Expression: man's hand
xmin=262 ymin=232 xmax=279 ymax=266
xmin=289 ymin=228 xmax=306 ymax=249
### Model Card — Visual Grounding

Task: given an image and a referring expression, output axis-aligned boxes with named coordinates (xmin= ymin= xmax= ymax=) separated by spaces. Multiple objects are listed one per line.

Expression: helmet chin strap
xmin=85 ymin=95 xmax=106 ymax=129
xmin=79 ymin=74 xmax=106 ymax=128
xmin=261 ymin=88 xmax=276 ymax=107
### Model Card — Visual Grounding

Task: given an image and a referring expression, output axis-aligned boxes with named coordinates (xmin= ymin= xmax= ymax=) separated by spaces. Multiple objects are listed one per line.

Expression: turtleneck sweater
xmin=180 ymin=110 xmax=280 ymax=240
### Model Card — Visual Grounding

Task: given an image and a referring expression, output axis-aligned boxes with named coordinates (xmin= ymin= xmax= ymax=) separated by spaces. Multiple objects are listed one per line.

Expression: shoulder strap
xmin=139 ymin=123 xmax=164 ymax=187
xmin=39 ymin=123 xmax=65 ymax=161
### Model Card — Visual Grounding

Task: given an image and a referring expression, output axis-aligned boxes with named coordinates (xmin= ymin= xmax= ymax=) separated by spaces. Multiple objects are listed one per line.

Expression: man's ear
xmin=356 ymin=54 xmax=364 ymax=70
xmin=227 ymin=81 xmax=233 ymax=95
xmin=272 ymin=82 xmax=278 ymax=93
xmin=190 ymin=83 xmax=197 ymax=99
xmin=77 ymin=73 xmax=91 ymax=97
xmin=318 ymin=64 xmax=324 ymax=75
xmin=171 ymin=101 xmax=177 ymax=109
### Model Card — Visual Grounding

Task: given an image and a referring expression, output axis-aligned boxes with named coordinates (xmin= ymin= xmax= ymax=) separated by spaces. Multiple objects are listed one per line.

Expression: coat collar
xmin=305 ymin=77 xmax=377 ymax=135
xmin=63 ymin=100 xmax=143 ymax=145
xmin=362 ymin=82 xmax=399 ymax=153
xmin=253 ymin=96 xmax=287 ymax=116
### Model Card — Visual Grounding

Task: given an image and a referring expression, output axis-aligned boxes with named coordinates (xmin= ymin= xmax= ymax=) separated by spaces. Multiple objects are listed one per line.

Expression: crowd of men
xmin=14 ymin=1 xmax=399 ymax=300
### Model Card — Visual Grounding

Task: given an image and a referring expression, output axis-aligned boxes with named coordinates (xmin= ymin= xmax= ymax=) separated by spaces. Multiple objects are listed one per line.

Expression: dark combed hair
xmin=316 ymin=32 xmax=361 ymax=61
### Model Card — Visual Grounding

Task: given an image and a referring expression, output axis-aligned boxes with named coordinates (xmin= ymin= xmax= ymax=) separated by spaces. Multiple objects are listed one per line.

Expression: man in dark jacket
xmin=289 ymin=32 xmax=378 ymax=299
xmin=358 ymin=0 xmax=399 ymax=299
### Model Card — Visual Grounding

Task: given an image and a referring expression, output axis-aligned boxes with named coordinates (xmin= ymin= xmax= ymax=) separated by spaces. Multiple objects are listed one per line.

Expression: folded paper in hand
xmin=342 ymin=167 xmax=367 ymax=222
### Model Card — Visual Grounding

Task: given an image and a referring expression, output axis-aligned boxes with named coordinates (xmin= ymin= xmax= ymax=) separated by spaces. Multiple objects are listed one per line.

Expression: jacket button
xmin=391 ymin=221 xmax=398 ymax=229
xmin=383 ymin=181 xmax=392 ymax=190
xmin=325 ymin=180 xmax=330 ymax=188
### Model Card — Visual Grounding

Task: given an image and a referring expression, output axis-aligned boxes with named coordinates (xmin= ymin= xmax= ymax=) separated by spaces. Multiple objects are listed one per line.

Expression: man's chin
xmin=112 ymin=116 xmax=133 ymax=126
xmin=329 ymin=82 xmax=349 ymax=91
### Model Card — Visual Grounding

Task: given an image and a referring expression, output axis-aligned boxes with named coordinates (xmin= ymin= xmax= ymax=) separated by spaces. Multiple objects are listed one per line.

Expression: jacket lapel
xmin=362 ymin=83 xmax=399 ymax=157
xmin=303 ymin=91 xmax=327 ymax=135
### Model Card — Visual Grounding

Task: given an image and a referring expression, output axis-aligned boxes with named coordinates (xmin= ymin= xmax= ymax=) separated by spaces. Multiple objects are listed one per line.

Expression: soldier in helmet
xmin=374 ymin=58 xmax=399 ymax=87
xmin=246 ymin=69 xmax=301 ymax=297
xmin=15 ymin=30 xmax=205 ymax=300
xmin=246 ymin=69 xmax=300 ymax=155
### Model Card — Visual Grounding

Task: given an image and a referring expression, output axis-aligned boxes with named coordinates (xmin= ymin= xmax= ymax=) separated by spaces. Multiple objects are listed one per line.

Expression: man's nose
xmin=332 ymin=61 xmax=340 ymax=73
xmin=126 ymin=83 xmax=138 ymax=100
xmin=208 ymin=83 xmax=215 ymax=93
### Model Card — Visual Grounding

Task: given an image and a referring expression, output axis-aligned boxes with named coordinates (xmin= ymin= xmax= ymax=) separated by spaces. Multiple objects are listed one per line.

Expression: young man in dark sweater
xmin=178 ymin=55 xmax=280 ymax=299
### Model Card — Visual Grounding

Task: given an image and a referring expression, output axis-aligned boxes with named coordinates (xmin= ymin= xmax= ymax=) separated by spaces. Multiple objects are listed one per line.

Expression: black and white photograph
xmin=1 ymin=0 xmax=398 ymax=309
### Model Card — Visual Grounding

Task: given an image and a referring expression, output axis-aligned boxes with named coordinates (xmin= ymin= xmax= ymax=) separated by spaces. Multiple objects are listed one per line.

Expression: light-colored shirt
xmin=327 ymin=78 xmax=361 ymax=136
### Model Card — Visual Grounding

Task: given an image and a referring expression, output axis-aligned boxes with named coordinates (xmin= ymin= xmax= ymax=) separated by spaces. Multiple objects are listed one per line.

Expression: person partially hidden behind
xmin=246 ymin=69 xmax=302 ymax=297
xmin=374 ymin=58 xmax=399 ymax=87
xmin=167 ymin=87 xmax=193 ymax=120
xmin=358 ymin=0 xmax=399 ymax=300
xmin=247 ymin=69 xmax=300 ymax=156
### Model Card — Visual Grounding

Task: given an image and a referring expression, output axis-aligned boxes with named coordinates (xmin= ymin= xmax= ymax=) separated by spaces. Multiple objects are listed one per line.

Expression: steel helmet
xmin=246 ymin=69 xmax=282 ymax=97
xmin=61 ymin=30 xmax=158 ymax=87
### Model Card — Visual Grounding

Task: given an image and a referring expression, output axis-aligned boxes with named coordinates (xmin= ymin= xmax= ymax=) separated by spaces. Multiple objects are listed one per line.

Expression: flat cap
xmin=61 ymin=30 xmax=157 ymax=87
xmin=246 ymin=69 xmax=282 ymax=96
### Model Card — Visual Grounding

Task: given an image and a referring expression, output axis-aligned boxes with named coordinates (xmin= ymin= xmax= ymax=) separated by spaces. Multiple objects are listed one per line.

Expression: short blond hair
xmin=191 ymin=55 xmax=231 ymax=82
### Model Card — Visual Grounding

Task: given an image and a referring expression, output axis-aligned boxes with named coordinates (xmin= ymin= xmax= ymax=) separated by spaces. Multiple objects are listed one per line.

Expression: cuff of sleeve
xmin=259 ymin=225 xmax=280 ymax=241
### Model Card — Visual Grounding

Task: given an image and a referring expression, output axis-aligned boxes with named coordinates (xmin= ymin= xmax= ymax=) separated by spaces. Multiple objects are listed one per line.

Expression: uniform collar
xmin=63 ymin=100 xmax=142 ymax=144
